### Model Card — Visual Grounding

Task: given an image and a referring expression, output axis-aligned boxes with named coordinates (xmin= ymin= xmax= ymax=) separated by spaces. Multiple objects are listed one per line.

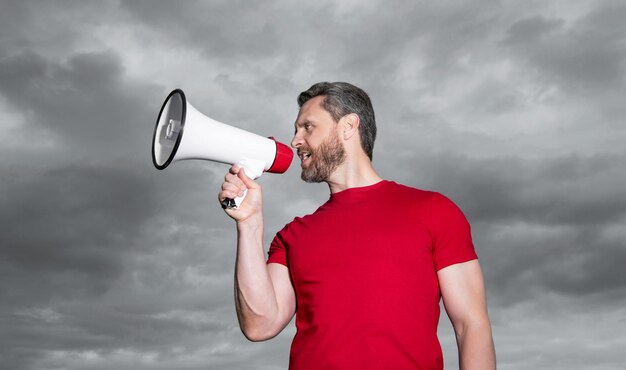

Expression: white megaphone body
xmin=152 ymin=89 xmax=294 ymax=209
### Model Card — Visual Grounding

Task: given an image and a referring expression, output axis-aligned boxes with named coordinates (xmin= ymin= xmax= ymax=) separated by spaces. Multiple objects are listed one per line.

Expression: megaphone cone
xmin=152 ymin=89 xmax=294 ymax=208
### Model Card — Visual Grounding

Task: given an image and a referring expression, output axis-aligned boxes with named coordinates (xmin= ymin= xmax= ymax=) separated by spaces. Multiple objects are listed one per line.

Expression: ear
xmin=341 ymin=113 xmax=360 ymax=140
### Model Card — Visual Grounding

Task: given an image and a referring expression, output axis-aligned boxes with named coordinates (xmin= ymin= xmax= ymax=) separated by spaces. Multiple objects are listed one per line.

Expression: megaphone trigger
xmin=221 ymin=196 xmax=239 ymax=210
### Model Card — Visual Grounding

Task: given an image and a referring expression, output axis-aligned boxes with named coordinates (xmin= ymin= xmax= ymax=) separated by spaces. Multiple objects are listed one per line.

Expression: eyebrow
xmin=295 ymin=119 xmax=313 ymax=128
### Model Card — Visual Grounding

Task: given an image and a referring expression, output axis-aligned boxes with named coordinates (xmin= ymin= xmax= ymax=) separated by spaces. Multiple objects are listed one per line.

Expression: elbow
xmin=241 ymin=327 xmax=269 ymax=342
xmin=453 ymin=317 xmax=492 ymax=342
xmin=240 ymin=322 xmax=280 ymax=342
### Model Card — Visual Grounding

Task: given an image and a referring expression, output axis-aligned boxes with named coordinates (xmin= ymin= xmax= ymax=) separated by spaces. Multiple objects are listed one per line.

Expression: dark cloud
xmin=0 ymin=162 xmax=245 ymax=369
xmin=0 ymin=164 xmax=154 ymax=305
xmin=383 ymin=151 xmax=626 ymax=308
xmin=0 ymin=49 xmax=163 ymax=163
xmin=503 ymin=4 xmax=626 ymax=93
xmin=479 ymin=222 xmax=626 ymax=306
xmin=389 ymin=152 xmax=626 ymax=227
xmin=121 ymin=0 xmax=286 ymax=61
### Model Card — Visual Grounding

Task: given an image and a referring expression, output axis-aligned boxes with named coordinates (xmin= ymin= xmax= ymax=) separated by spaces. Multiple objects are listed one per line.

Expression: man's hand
xmin=218 ymin=165 xmax=296 ymax=341
xmin=218 ymin=165 xmax=263 ymax=223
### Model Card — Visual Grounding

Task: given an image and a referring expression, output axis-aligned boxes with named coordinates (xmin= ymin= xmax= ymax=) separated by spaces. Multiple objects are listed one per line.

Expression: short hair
xmin=297 ymin=82 xmax=376 ymax=160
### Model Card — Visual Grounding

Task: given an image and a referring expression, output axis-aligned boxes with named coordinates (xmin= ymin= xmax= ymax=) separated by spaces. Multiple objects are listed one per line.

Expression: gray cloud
xmin=503 ymin=5 xmax=626 ymax=93
xmin=412 ymin=153 xmax=626 ymax=226
xmin=122 ymin=0 xmax=288 ymax=61
xmin=0 ymin=49 xmax=163 ymax=163
xmin=1 ymin=1 xmax=625 ymax=369
xmin=0 ymin=164 xmax=151 ymax=305
xmin=384 ymin=151 xmax=626 ymax=308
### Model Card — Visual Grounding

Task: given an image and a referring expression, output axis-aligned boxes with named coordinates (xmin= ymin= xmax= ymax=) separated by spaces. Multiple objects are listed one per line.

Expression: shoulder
xmin=429 ymin=191 xmax=469 ymax=219
xmin=383 ymin=180 xmax=432 ymax=196
xmin=275 ymin=200 xmax=330 ymax=236
xmin=388 ymin=181 xmax=465 ymax=213
xmin=383 ymin=181 xmax=470 ymax=222
xmin=382 ymin=180 xmax=436 ymax=206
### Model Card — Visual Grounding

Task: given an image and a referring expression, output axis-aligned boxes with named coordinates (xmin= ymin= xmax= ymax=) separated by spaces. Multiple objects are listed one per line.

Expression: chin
xmin=301 ymin=171 xmax=325 ymax=183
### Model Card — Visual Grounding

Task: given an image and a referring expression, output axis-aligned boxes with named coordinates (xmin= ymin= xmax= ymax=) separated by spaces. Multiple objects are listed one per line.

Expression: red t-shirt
xmin=268 ymin=180 xmax=477 ymax=370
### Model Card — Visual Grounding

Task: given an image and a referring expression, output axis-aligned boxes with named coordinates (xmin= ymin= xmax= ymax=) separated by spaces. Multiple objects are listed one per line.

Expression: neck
xmin=325 ymin=155 xmax=383 ymax=194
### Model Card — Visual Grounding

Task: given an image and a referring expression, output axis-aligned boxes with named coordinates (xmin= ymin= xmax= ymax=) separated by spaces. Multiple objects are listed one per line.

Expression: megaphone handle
xmin=221 ymin=189 xmax=247 ymax=210
xmin=221 ymin=162 xmax=262 ymax=210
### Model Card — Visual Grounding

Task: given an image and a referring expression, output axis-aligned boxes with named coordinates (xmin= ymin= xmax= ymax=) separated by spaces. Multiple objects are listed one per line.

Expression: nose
xmin=291 ymin=131 xmax=303 ymax=149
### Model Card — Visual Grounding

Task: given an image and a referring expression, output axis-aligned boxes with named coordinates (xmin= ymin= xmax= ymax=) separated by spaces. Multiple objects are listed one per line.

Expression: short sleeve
xmin=430 ymin=192 xmax=477 ymax=271
xmin=267 ymin=226 xmax=289 ymax=267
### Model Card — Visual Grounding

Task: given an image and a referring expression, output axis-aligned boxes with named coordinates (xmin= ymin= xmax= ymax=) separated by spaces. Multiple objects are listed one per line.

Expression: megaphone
xmin=152 ymin=89 xmax=294 ymax=208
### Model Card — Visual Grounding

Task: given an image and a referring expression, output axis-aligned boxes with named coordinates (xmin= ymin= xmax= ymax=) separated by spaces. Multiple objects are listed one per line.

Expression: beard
xmin=300 ymin=131 xmax=346 ymax=183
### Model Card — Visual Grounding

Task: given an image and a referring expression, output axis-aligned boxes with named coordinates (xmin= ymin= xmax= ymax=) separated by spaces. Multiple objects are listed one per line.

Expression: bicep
xmin=437 ymin=259 xmax=489 ymax=329
xmin=268 ymin=262 xmax=296 ymax=329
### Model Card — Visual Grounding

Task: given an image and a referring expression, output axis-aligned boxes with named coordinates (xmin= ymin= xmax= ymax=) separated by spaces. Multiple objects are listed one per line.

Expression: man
xmin=219 ymin=82 xmax=496 ymax=369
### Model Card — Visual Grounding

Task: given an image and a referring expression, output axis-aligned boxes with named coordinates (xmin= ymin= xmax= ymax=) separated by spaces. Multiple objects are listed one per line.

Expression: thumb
xmin=237 ymin=167 xmax=259 ymax=189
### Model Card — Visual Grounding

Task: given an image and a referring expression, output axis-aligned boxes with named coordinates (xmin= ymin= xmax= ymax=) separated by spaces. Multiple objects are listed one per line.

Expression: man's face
xmin=292 ymin=96 xmax=346 ymax=183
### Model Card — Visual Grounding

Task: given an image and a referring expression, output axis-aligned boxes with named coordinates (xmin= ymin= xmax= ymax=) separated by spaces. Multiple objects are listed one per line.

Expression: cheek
xmin=302 ymin=136 xmax=315 ymax=148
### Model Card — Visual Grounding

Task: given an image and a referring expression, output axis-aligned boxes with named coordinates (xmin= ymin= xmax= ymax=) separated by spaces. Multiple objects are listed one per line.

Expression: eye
xmin=304 ymin=123 xmax=312 ymax=131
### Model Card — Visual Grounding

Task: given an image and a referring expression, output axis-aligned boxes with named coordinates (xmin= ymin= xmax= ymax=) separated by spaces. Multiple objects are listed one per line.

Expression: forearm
xmin=456 ymin=320 xmax=496 ymax=370
xmin=234 ymin=216 xmax=279 ymax=341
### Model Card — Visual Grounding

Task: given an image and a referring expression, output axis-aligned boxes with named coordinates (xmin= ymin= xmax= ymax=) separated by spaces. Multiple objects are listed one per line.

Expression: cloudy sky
xmin=1 ymin=0 xmax=625 ymax=369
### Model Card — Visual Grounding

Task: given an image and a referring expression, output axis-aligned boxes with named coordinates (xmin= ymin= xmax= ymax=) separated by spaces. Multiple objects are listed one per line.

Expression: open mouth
xmin=298 ymin=151 xmax=311 ymax=166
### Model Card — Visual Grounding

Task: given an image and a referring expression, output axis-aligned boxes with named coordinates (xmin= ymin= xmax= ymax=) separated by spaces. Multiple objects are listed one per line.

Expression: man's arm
xmin=220 ymin=166 xmax=296 ymax=341
xmin=438 ymin=259 xmax=496 ymax=370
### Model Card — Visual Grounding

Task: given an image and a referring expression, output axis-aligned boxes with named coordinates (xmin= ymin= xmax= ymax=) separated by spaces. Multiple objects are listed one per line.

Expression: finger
xmin=237 ymin=169 xmax=258 ymax=189
xmin=218 ymin=190 xmax=241 ymax=205
xmin=229 ymin=164 xmax=241 ymax=175
xmin=224 ymin=173 xmax=247 ymax=192
xmin=221 ymin=182 xmax=246 ymax=197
